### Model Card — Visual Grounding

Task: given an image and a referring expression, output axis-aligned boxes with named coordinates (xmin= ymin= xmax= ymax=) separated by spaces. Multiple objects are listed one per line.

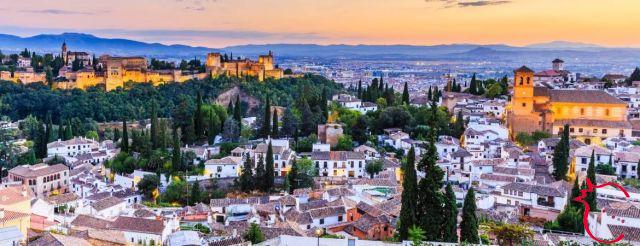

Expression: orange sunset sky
xmin=1 ymin=0 xmax=639 ymax=47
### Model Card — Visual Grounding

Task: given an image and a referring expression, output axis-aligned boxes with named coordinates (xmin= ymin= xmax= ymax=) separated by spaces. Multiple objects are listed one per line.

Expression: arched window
xmin=519 ymin=77 xmax=524 ymax=85
xmin=526 ymin=77 xmax=530 ymax=84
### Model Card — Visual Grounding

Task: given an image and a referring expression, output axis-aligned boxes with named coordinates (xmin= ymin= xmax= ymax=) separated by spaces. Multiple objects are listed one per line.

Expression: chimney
xmin=0 ymin=208 xmax=4 ymax=219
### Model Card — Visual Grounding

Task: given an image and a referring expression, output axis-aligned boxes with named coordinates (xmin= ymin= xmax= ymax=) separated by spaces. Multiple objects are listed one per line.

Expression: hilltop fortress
xmin=5 ymin=42 xmax=284 ymax=91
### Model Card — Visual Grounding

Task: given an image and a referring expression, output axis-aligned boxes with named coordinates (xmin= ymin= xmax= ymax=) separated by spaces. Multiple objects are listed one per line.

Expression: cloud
xmin=425 ymin=0 xmax=512 ymax=8
xmin=185 ymin=6 xmax=206 ymax=11
xmin=20 ymin=9 xmax=94 ymax=15
xmin=458 ymin=0 xmax=512 ymax=7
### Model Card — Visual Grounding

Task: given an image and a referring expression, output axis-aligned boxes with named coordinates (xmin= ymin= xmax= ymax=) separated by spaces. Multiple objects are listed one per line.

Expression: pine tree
xmin=402 ymin=82 xmax=410 ymax=105
xmin=271 ymin=110 xmax=279 ymax=138
xmin=399 ymin=147 xmax=418 ymax=240
xmin=586 ymin=150 xmax=597 ymax=211
xmin=239 ymin=157 xmax=254 ymax=192
xmin=150 ymin=102 xmax=159 ymax=149
xmin=264 ymin=142 xmax=275 ymax=192
xmin=417 ymin=127 xmax=445 ymax=241
xmin=121 ymin=120 xmax=129 ymax=152
xmin=172 ymin=128 xmax=181 ymax=170
xmin=552 ymin=124 xmax=570 ymax=180
xmin=442 ymin=184 xmax=459 ymax=243
xmin=261 ymin=96 xmax=271 ymax=138
xmin=460 ymin=188 xmax=479 ymax=244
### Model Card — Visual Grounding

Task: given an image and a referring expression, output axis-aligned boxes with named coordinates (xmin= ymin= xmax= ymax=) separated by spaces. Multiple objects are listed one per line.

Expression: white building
xmin=495 ymin=181 xmax=567 ymax=221
xmin=204 ymin=156 xmax=241 ymax=178
xmin=47 ymin=137 xmax=99 ymax=158
xmin=311 ymin=151 xmax=367 ymax=178
xmin=110 ymin=216 xmax=171 ymax=246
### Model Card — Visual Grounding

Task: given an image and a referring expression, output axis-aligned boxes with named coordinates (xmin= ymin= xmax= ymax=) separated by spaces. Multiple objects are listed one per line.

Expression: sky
xmin=0 ymin=0 xmax=639 ymax=48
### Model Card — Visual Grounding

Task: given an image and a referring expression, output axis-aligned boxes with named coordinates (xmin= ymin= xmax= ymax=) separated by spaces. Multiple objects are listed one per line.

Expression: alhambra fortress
xmin=507 ymin=65 xmax=631 ymax=145
xmin=0 ymin=42 xmax=284 ymax=91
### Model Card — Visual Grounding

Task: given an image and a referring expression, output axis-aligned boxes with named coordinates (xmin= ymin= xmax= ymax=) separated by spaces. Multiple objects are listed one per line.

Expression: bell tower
xmin=512 ymin=66 xmax=535 ymax=115
xmin=61 ymin=41 xmax=68 ymax=65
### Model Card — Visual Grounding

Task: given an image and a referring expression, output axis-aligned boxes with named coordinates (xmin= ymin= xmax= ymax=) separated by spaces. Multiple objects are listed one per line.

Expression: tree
xmin=288 ymin=158 xmax=315 ymax=192
xmin=194 ymin=92 xmax=204 ymax=140
xmin=121 ymin=120 xmax=129 ymax=153
xmin=460 ymin=188 xmax=479 ymax=243
xmin=239 ymin=157 xmax=254 ymax=192
xmin=35 ymin=122 xmax=47 ymax=158
xmin=596 ymin=163 xmax=616 ymax=175
xmin=137 ymin=175 xmax=160 ymax=200
xmin=442 ymin=184 xmax=458 ymax=243
xmin=408 ymin=225 xmax=425 ymax=246
xmin=402 ymin=82 xmax=410 ymax=105
xmin=334 ymin=135 xmax=353 ymax=151
xmin=150 ymin=102 xmax=159 ymax=149
xmin=255 ymin=155 xmax=266 ymax=192
xmin=357 ymin=80 xmax=363 ymax=99
xmin=222 ymin=118 xmax=240 ymax=142
xmin=172 ymin=128 xmax=181 ymax=170
xmin=586 ymin=150 xmax=597 ymax=211
xmin=399 ymin=147 xmax=418 ymax=240
xmin=64 ymin=120 xmax=73 ymax=140
xmin=234 ymin=95 xmax=242 ymax=130
xmin=261 ymin=96 xmax=271 ymax=138
xmin=365 ymin=160 xmax=384 ymax=178
xmin=244 ymin=223 xmax=265 ymax=244
xmin=469 ymin=73 xmax=478 ymax=95
xmin=113 ymin=128 xmax=120 ymax=143
xmin=627 ymin=67 xmax=640 ymax=86
xmin=271 ymin=110 xmax=279 ymax=138
xmin=45 ymin=112 xmax=53 ymax=142
xmin=190 ymin=180 xmax=202 ymax=205
xmin=552 ymin=124 xmax=570 ymax=180
xmin=351 ymin=115 xmax=368 ymax=144
xmin=570 ymin=176 xmax=582 ymax=208
xmin=488 ymin=222 xmax=534 ymax=246
xmin=280 ymin=107 xmax=298 ymax=137
xmin=451 ymin=110 xmax=466 ymax=138
xmin=264 ymin=142 xmax=275 ymax=192
xmin=485 ymin=83 xmax=503 ymax=99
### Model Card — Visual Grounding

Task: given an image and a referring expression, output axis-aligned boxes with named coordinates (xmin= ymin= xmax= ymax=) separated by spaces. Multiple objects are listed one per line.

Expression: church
xmin=507 ymin=66 xmax=631 ymax=145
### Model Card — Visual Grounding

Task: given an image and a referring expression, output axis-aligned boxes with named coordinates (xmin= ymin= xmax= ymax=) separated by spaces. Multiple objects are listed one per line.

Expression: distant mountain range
xmin=0 ymin=33 xmax=639 ymax=62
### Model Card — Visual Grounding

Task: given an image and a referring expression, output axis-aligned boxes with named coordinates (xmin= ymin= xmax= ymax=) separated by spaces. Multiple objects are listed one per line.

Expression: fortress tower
xmin=206 ymin=53 xmax=222 ymax=68
xmin=258 ymin=51 xmax=274 ymax=70
xmin=61 ymin=41 xmax=68 ymax=64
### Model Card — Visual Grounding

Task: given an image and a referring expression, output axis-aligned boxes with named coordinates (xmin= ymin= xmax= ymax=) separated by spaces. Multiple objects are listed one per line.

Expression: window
xmin=519 ymin=77 xmax=523 ymax=85
xmin=522 ymin=103 xmax=526 ymax=107
xmin=580 ymin=108 xmax=585 ymax=115
xmin=338 ymin=215 xmax=343 ymax=222
xmin=606 ymin=109 xmax=610 ymax=116
xmin=518 ymin=191 xmax=523 ymax=197
xmin=320 ymin=218 xmax=325 ymax=224
xmin=594 ymin=129 xmax=598 ymax=133
xmin=526 ymin=77 xmax=530 ymax=84
xmin=578 ymin=128 xmax=583 ymax=133
xmin=602 ymin=129 xmax=608 ymax=134
xmin=570 ymin=128 xmax=575 ymax=133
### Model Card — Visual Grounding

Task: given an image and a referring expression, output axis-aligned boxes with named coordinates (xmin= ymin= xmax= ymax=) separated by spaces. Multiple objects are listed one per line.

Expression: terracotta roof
xmin=605 ymin=201 xmax=640 ymax=219
xmin=515 ymin=66 xmax=534 ymax=73
xmin=110 ymin=216 xmax=164 ymax=235
xmin=356 ymin=202 xmax=384 ymax=217
xmin=71 ymin=214 xmax=111 ymax=230
xmin=502 ymin=182 xmax=565 ymax=197
xmin=533 ymin=87 xmax=550 ymax=97
xmin=9 ymin=164 xmax=68 ymax=178
xmin=352 ymin=214 xmax=391 ymax=232
xmin=480 ymin=174 xmax=516 ymax=183
xmin=0 ymin=186 xmax=30 ymax=206
xmin=555 ymin=119 xmax=631 ymax=129
xmin=548 ymin=90 xmax=626 ymax=105
xmin=614 ymin=151 xmax=640 ymax=163
xmin=30 ymin=233 xmax=92 ymax=246
xmin=0 ymin=209 xmax=29 ymax=223
xmin=311 ymin=151 xmax=365 ymax=161
xmin=308 ymin=206 xmax=345 ymax=219
xmin=44 ymin=193 xmax=78 ymax=205
xmin=608 ymin=225 xmax=640 ymax=242
xmin=209 ymin=196 xmax=269 ymax=207
xmin=205 ymin=156 xmax=242 ymax=165
xmin=90 ymin=197 xmax=125 ymax=211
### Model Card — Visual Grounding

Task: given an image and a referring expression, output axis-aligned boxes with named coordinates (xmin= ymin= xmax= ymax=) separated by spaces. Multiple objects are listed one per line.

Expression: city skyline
xmin=1 ymin=0 xmax=639 ymax=47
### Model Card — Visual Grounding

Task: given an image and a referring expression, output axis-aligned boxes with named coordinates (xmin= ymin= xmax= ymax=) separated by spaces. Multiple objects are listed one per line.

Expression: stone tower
xmin=205 ymin=53 xmax=221 ymax=68
xmin=61 ymin=41 xmax=68 ymax=65
xmin=512 ymin=66 xmax=535 ymax=115
xmin=552 ymin=58 xmax=564 ymax=71
xmin=258 ymin=51 xmax=274 ymax=70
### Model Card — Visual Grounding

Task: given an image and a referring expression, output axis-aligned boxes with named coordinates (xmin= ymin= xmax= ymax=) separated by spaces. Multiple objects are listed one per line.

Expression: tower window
xmin=522 ymin=103 xmax=526 ymax=107
xmin=580 ymin=108 xmax=585 ymax=115
xmin=605 ymin=109 xmax=610 ymax=116
xmin=526 ymin=77 xmax=530 ymax=84
xmin=519 ymin=77 xmax=524 ymax=85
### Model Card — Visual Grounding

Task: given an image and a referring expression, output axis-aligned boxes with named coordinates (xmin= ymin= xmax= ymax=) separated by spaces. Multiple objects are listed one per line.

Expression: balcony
xmin=537 ymin=197 xmax=555 ymax=207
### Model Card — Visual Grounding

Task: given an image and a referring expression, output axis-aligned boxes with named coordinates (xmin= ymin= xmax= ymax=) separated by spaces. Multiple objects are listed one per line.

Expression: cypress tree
xmin=321 ymin=87 xmax=328 ymax=122
xmin=207 ymin=110 xmax=219 ymax=145
xmin=239 ymin=157 xmax=254 ymax=192
xmin=460 ymin=188 xmax=479 ymax=244
xmin=469 ymin=73 xmax=478 ymax=95
xmin=227 ymin=99 xmax=234 ymax=115
xmin=190 ymin=180 xmax=202 ymax=205
xmin=552 ymin=124 xmax=570 ymax=180
xmin=570 ymin=175 xmax=582 ymax=208
xmin=45 ymin=112 xmax=53 ymax=143
xmin=357 ymin=80 xmax=362 ymax=99
xmin=271 ymin=110 xmax=279 ymax=138
xmin=255 ymin=155 xmax=266 ymax=192
xmin=442 ymin=184 xmax=459 ymax=243
xmin=264 ymin=142 xmax=275 ymax=192
xmin=59 ymin=125 xmax=65 ymax=141
xmin=234 ymin=95 xmax=242 ymax=130
xmin=427 ymin=86 xmax=433 ymax=102
xmin=194 ymin=92 xmax=204 ymax=140
xmin=402 ymin=82 xmax=410 ymax=105
xmin=121 ymin=120 xmax=129 ymax=153
xmin=64 ymin=120 xmax=73 ymax=140
xmin=261 ymin=96 xmax=271 ymax=138
xmin=113 ymin=128 xmax=120 ymax=143
xmin=35 ymin=122 xmax=47 ymax=158
xmin=288 ymin=159 xmax=299 ymax=193
xmin=172 ymin=128 xmax=181 ymax=171
xmin=586 ymin=150 xmax=597 ymax=211
xmin=399 ymin=147 xmax=418 ymax=240
xmin=150 ymin=102 xmax=159 ymax=149
xmin=417 ymin=128 xmax=445 ymax=241
xmin=378 ymin=76 xmax=385 ymax=92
